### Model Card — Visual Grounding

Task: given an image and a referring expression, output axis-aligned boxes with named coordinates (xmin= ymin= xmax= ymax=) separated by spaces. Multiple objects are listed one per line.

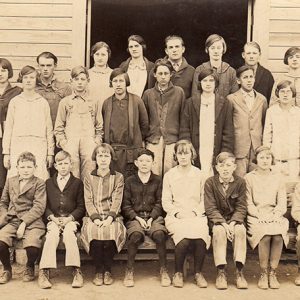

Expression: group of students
xmin=0 ymin=32 xmax=300 ymax=291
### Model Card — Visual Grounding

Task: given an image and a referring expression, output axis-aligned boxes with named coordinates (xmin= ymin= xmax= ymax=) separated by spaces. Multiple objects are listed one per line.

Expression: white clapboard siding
xmin=271 ymin=0 xmax=300 ymax=7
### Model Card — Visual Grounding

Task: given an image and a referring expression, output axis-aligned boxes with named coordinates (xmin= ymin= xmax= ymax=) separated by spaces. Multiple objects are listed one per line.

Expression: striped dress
xmin=80 ymin=169 xmax=126 ymax=253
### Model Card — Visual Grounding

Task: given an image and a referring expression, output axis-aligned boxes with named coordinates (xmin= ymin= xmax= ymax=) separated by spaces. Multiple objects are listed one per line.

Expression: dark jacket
xmin=122 ymin=172 xmax=163 ymax=221
xmin=143 ymin=82 xmax=185 ymax=145
xmin=204 ymin=175 xmax=247 ymax=227
xmin=148 ymin=57 xmax=195 ymax=98
xmin=45 ymin=173 xmax=85 ymax=222
xmin=180 ymin=94 xmax=234 ymax=168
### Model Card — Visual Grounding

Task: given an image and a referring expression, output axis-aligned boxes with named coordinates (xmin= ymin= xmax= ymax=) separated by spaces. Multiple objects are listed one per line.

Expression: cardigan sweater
xmin=122 ymin=172 xmax=163 ymax=221
xmin=204 ymin=174 xmax=247 ymax=226
xmin=148 ymin=57 xmax=195 ymax=98
xmin=180 ymin=94 xmax=234 ymax=168
xmin=45 ymin=173 xmax=85 ymax=221
xmin=143 ymin=82 xmax=185 ymax=145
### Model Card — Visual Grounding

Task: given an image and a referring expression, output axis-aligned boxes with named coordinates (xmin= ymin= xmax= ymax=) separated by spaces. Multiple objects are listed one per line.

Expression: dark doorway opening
xmin=90 ymin=0 xmax=249 ymax=69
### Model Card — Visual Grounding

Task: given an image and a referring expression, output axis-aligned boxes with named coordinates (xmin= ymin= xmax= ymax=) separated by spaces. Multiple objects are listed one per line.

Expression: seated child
xmin=0 ymin=152 xmax=46 ymax=284
xmin=122 ymin=149 xmax=171 ymax=287
xmin=38 ymin=150 xmax=85 ymax=289
xmin=204 ymin=152 xmax=248 ymax=290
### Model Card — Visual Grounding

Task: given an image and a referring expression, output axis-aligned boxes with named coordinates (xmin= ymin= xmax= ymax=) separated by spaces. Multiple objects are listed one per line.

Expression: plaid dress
xmin=80 ymin=169 xmax=126 ymax=253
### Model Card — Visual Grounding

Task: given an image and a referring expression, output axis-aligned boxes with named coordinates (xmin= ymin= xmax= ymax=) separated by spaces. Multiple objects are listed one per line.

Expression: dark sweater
xmin=45 ymin=173 xmax=85 ymax=222
xmin=122 ymin=172 xmax=163 ymax=221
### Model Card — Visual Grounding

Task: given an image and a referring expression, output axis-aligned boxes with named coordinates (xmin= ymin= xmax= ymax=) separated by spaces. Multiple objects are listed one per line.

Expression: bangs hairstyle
xmin=128 ymin=34 xmax=147 ymax=51
xmin=173 ymin=140 xmax=197 ymax=164
xmin=55 ymin=150 xmax=71 ymax=163
xmin=252 ymin=145 xmax=275 ymax=165
xmin=70 ymin=65 xmax=89 ymax=80
xmin=197 ymin=68 xmax=219 ymax=92
xmin=284 ymin=47 xmax=300 ymax=65
xmin=275 ymin=80 xmax=296 ymax=98
xmin=36 ymin=51 xmax=58 ymax=65
xmin=92 ymin=143 xmax=116 ymax=161
xmin=0 ymin=58 xmax=13 ymax=79
xmin=17 ymin=65 xmax=37 ymax=83
xmin=109 ymin=68 xmax=130 ymax=87
xmin=205 ymin=34 xmax=227 ymax=54
xmin=90 ymin=41 xmax=111 ymax=59
xmin=243 ymin=41 xmax=261 ymax=54
xmin=135 ymin=148 xmax=155 ymax=160
xmin=165 ymin=35 xmax=185 ymax=47
xmin=236 ymin=65 xmax=254 ymax=79
xmin=17 ymin=151 xmax=36 ymax=166
xmin=153 ymin=58 xmax=173 ymax=74
xmin=215 ymin=152 xmax=236 ymax=165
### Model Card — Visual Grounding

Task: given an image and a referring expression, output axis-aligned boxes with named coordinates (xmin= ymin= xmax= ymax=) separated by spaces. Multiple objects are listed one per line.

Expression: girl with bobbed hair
xmin=119 ymin=34 xmax=154 ymax=97
xmin=162 ymin=140 xmax=210 ymax=288
xmin=192 ymin=34 xmax=239 ymax=99
xmin=245 ymin=146 xmax=288 ymax=289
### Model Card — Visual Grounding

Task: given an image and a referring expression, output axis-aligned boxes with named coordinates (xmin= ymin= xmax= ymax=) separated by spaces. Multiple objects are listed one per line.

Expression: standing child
xmin=143 ymin=59 xmax=185 ymax=176
xmin=54 ymin=66 xmax=103 ymax=180
xmin=122 ymin=149 xmax=171 ymax=287
xmin=204 ymin=152 xmax=248 ymax=290
xmin=38 ymin=150 xmax=85 ymax=289
xmin=2 ymin=65 xmax=54 ymax=180
xmin=0 ymin=152 xmax=46 ymax=284
xmin=228 ymin=65 xmax=268 ymax=177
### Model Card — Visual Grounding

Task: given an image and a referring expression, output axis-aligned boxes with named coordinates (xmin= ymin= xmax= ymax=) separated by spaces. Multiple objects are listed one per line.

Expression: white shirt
xmin=241 ymin=89 xmax=255 ymax=112
xmin=57 ymin=173 xmax=70 ymax=192
xmin=127 ymin=60 xmax=147 ymax=97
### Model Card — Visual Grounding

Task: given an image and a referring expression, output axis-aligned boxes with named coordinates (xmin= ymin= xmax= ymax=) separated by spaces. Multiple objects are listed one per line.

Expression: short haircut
xmin=135 ymin=148 xmax=155 ymax=160
xmin=173 ymin=140 xmax=197 ymax=164
xmin=153 ymin=58 xmax=173 ymax=74
xmin=215 ymin=152 xmax=236 ymax=164
xmin=0 ymin=58 xmax=13 ymax=79
xmin=90 ymin=41 xmax=111 ymax=59
xmin=236 ymin=65 xmax=254 ymax=79
xmin=36 ymin=52 xmax=58 ymax=65
xmin=205 ymin=34 xmax=227 ymax=54
xmin=17 ymin=65 xmax=37 ymax=83
xmin=197 ymin=68 xmax=219 ymax=92
xmin=128 ymin=34 xmax=147 ymax=51
xmin=17 ymin=151 xmax=36 ymax=166
xmin=109 ymin=68 xmax=130 ymax=87
xmin=253 ymin=145 xmax=275 ymax=165
xmin=92 ymin=143 xmax=116 ymax=161
xmin=70 ymin=65 xmax=89 ymax=80
xmin=243 ymin=41 xmax=261 ymax=54
xmin=284 ymin=47 xmax=300 ymax=65
xmin=165 ymin=35 xmax=185 ymax=48
xmin=55 ymin=150 xmax=72 ymax=163
xmin=275 ymin=80 xmax=296 ymax=98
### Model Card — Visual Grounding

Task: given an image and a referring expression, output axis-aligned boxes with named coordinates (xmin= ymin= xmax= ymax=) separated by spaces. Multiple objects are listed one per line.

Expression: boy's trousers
xmin=212 ymin=224 xmax=247 ymax=267
xmin=39 ymin=221 xmax=80 ymax=269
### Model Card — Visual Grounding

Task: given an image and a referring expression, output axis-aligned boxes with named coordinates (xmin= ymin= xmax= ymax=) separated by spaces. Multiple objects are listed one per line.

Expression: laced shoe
xmin=215 ymin=269 xmax=227 ymax=290
xmin=123 ymin=268 xmax=134 ymax=287
xmin=38 ymin=269 xmax=52 ymax=289
xmin=160 ymin=267 xmax=171 ymax=287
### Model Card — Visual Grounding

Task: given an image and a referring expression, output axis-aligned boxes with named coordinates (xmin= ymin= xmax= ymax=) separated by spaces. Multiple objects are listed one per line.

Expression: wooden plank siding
xmin=0 ymin=0 xmax=86 ymax=82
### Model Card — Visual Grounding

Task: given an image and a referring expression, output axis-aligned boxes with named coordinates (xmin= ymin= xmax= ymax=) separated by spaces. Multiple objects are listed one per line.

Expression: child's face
xmin=200 ymin=75 xmax=216 ymax=94
xmin=96 ymin=148 xmax=111 ymax=170
xmin=176 ymin=150 xmax=192 ymax=167
xmin=154 ymin=65 xmax=171 ymax=88
xmin=242 ymin=45 xmax=260 ymax=66
xmin=38 ymin=57 xmax=56 ymax=80
xmin=288 ymin=52 xmax=300 ymax=70
xmin=0 ymin=66 xmax=9 ymax=84
xmin=93 ymin=47 xmax=109 ymax=68
xmin=256 ymin=151 xmax=272 ymax=170
xmin=111 ymin=74 xmax=127 ymax=96
xmin=128 ymin=40 xmax=143 ymax=59
xmin=165 ymin=39 xmax=185 ymax=62
xmin=71 ymin=73 xmax=89 ymax=93
xmin=278 ymin=86 xmax=294 ymax=106
xmin=208 ymin=40 xmax=224 ymax=61
xmin=134 ymin=154 xmax=153 ymax=174
xmin=237 ymin=69 xmax=255 ymax=92
xmin=216 ymin=158 xmax=236 ymax=180
xmin=54 ymin=157 xmax=72 ymax=177
xmin=22 ymin=71 xmax=37 ymax=90
xmin=17 ymin=160 xmax=36 ymax=179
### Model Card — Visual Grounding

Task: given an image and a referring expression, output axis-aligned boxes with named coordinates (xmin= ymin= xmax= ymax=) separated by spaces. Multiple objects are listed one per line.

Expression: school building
xmin=0 ymin=0 xmax=299 ymax=82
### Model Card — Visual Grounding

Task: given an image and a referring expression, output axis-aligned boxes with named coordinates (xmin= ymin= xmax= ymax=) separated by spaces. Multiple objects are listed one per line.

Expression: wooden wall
xmin=253 ymin=0 xmax=300 ymax=80
xmin=0 ymin=0 xmax=86 ymax=82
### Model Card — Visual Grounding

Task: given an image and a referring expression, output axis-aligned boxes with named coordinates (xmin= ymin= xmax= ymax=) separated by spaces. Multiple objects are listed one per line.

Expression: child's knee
xmin=234 ymin=224 xmax=246 ymax=239
xmin=213 ymin=225 xmax=226 ymax=238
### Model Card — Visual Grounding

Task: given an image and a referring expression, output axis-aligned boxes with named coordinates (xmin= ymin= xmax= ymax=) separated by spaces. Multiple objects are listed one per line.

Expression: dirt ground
xmin=1 ymin=253 xmax=300 ymax=300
